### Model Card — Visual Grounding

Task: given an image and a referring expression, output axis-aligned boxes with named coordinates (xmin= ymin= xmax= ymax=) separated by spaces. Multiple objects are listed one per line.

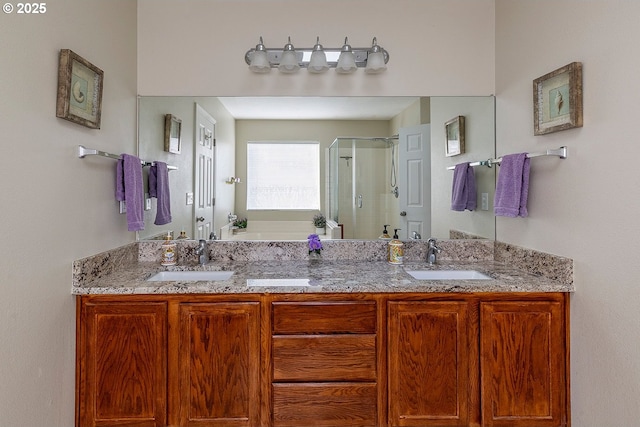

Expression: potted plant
xmin=232 ymin=217 xmax=247 ymax=234
xmin=312 ymin=213 xmax=326 ymax=235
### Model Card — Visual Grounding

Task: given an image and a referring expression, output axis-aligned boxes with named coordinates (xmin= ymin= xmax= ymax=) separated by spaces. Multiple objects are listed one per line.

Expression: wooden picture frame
xmin=533 ymin=62 xmax=583 ymax=135
xmin=445 ymin=115 xmax=465 ymax=157
xmin=164 ymin=114 xmax=182 ymax=154
xmin=56 ymin=49 xmax=104 ymax=129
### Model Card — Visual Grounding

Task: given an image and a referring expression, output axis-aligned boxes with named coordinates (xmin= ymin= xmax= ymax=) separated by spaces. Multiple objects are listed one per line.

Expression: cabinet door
xmin=79 ymin=301 xmax=167 ymax=427
xmin=388 ymin=301 xmax=476 ymax=427
xmin=178 ymin=302 xmax=260 ymax=427
xmin=480 ymin=301 xmax=567 ymax=427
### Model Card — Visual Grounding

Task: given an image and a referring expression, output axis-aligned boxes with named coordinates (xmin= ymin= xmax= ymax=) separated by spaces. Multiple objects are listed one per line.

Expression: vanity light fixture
xmin=245 ymin=36 xmax=389 ymax=74
xmin=248 ymin=37 xmax=271 ymax=73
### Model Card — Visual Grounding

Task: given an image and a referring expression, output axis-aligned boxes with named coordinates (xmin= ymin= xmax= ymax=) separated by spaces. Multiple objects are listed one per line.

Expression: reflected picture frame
xmin=56 ymin=49 xmax=104 ymax=129
xmin=445 ymin=115 xmax=465 ymax=157
xmin=533 ymin=62 xmax=583 ymax=135
xmin=164 ymin=114 xmax=182 ymax=154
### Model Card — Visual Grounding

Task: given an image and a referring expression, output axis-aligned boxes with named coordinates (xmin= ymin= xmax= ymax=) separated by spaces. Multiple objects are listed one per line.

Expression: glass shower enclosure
xmin=328 ymin=136 xmax=399 ymax=239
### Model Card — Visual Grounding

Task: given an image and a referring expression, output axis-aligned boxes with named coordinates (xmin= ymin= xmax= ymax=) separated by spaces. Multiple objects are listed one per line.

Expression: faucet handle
xmin=427 ymin=238 xmax=441 ymax=252
xmin=196 ymin=240 xmax=209 ymax=265
xmin=426 ymin=238 xmax=441 ymax=265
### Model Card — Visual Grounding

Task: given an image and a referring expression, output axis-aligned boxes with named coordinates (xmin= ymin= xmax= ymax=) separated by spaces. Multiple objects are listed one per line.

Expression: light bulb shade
xmin=336 ymin=51 xmax=357 ymax=73
xmin=278 ymin=37 xmax=300 ymax=73
xmin=365 ymin=37 xmax=387 ymax=74
xmin=308 ymin=49 xmax=329 ymax=73
xmin=278 ymin=50 xmax=300 ymax=73
xmin=365 ymin=51 xmax=387 ymax=74
xmin=249 ymin=50 xmax=271 ymax=73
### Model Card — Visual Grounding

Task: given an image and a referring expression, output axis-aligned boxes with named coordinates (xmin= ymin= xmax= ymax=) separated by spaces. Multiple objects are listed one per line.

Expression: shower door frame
xmin=329 ymin=137 xmax=397 ymax=240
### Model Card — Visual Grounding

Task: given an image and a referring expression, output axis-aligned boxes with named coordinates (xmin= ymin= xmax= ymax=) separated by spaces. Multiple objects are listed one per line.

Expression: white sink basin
xmin=147 ymin=271 xmax=234 ymax=282
xmin=406 ymin=270 xmax=491 ymax=280
xmin=247 ymin=278 xmax=311 ymax=287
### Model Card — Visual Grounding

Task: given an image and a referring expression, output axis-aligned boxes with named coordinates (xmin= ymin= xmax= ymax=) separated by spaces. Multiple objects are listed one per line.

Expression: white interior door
xmin=194 ymin=104 xmax=216 ymax=240
xmin=398 ymin=124 xmax=431 ymax=240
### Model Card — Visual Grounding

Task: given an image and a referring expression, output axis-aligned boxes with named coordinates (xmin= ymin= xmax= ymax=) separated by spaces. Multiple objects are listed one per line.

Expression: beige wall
xmin=0 ymin=0 xmax=137 ymax=425
xmin=495 ymin=1 xmax=640 ymax=425
xmin=390 ymin=98 xmax=423 ymax=131
xmin=137 ymin=0 xmax=495 ymax=97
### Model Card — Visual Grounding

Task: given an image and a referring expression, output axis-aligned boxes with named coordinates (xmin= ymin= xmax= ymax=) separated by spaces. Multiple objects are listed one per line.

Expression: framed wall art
xmin=533 ymin=62 xmax=583 ymax=135
xmin=445 ymin=115 xmax=465 ymax=157
xmin=164 ymin=114 xmax=182 ymax=154
xmin=56 ymin=49 xmax=104 ymax=129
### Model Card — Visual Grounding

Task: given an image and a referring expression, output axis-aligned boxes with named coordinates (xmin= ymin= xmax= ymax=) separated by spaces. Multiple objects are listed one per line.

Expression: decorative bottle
xmin=388 ymin=228 xmax=404 ymax=265
xmin=161 ymin=232 xmax=177 ymax=266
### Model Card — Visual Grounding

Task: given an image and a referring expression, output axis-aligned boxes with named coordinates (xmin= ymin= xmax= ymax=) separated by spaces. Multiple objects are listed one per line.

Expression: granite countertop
xmin=72 ymin=259 xmax=574 ymax=295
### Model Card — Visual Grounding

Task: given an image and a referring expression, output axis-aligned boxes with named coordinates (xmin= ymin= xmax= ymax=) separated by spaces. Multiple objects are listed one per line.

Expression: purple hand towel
xmin=494 ymin=153 xmax=530 ymax=217
xmin=451 ymin=162 xmax=477 ymax=211
xmin=149 ymin=162 xmax=172 ymax=225
xmin=116 ymin=154 xmax=144 ymax=231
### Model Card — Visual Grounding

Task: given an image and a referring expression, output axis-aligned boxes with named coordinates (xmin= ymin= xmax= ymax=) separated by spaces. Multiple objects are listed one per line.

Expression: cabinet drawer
xmin=273 ymin=383 xmax=377 ymax=427
xmin=273 ymin=335 xmax=377 ymax=381
xmin=272 ymin=301 xmax=376 ymax=334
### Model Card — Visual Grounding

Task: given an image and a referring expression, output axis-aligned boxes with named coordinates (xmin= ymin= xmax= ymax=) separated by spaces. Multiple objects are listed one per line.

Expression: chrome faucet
xmin=427 ymin=238 xmax=442 ymax=264
xmin=195 ymin=239 xmax=209 ymax=265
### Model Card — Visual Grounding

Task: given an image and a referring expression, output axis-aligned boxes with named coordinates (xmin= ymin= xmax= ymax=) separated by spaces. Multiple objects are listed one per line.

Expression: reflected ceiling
xmin=217 ymin=96 xmax=420 ymax=120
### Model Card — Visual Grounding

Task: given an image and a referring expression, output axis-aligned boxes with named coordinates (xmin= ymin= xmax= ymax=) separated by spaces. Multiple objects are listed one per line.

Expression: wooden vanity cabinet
xmin=77 ymin=296 xmax=262 ymax=427
xmin=480 ymin=300 xmax=568 ymax=427
xmin=388 ymin=300 xmax=478 ymax=427
xmin=76 ymin=300 xmax=168 ymax=427
xmin=270 ymin=298 xmax=380 ymax=427
xmin=387 ymin=293 xmax=569 ymax=427
xmin=77 ymin=293 xmax=569 ymax=427
xmin=176 ymin=302 xmax=261 ymax=427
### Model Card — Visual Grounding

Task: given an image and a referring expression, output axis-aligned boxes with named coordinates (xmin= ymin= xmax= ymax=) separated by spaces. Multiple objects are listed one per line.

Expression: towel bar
xmin=77 ymin=145 xmax=178 ymax=171
xmin=446 ymin=146 xmax=567 ymax=170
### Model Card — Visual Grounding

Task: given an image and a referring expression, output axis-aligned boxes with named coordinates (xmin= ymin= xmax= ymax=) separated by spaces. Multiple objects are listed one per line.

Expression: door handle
xmin=400 ymin=211 xmax=407 ymax=216
xmin=357 ymin=195 xmax=363 ymax=208
xmin=195 ymin=216 xmax=205 ymax=222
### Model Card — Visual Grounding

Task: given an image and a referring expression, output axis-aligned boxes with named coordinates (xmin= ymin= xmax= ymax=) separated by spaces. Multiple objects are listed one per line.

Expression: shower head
xmin=339 ymin=155 xmax=352 ymax=166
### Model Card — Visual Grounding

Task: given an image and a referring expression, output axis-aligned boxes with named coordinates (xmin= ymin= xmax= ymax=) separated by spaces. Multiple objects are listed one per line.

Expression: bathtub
xmin=219 ymin=220 xmax=340 ymax=241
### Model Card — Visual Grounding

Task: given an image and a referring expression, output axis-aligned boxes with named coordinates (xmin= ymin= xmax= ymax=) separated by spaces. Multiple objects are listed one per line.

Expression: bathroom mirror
xmin=137 ymin=96 xmax=495 ymax=241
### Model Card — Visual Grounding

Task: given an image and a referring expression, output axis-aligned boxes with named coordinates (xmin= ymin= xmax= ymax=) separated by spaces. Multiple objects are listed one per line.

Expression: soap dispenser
xmin=378 ymin=224 xmax=391 ymax=240
xmin=161 ymin=232 xmax=177 ymax=266
xmin=388 ymin=228 xmax=404 ymax=265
